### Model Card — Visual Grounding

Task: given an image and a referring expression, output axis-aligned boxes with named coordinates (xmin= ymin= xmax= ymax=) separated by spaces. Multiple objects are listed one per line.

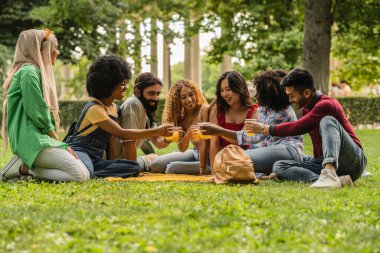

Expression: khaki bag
xmin=213 ymin=144 xmax=258 ymax=184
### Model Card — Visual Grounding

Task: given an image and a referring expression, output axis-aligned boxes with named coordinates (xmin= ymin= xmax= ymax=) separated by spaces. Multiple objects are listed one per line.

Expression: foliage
xmin=0 ymin=130 xmax=379 ymax=252
xmin=331 ymin=35 xmax=380 ymax=90
xmin=29 ymin=0 xmax=123 ymax=63
xmin=64 ymin=57 xmax=92 ymax=99
xmin=0 ymin=0 xmax=48 ymax=48
xmin=170 ymin=55 xmax=220 ymax=98
xmin=0 ymin=45 xmax=13 ymax=125
xmin=201 ymin=56 xmax=220 ymax=98
xmin=206 ymin=0 xmax=304 ymax=63
xmin=329 ymin=0 xmax=380 ymax=89
xmin=0 ymin=0 xmax=47 ymax=87
xmin=336 ymin=96 xmax=380 ymax=126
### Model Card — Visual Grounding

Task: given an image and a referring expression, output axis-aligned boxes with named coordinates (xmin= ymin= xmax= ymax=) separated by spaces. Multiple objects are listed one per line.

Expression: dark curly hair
xmin=86 ymin=55 xmax=132 ymax=99
xmin=213 ymin=71 xmax=253 ymax=113
xmin=252 ymin=70 xmax=290 ymax=111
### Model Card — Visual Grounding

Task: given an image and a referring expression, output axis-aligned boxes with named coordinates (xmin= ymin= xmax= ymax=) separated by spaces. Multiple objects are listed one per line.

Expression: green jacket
xmin=6 ymin=64 xmax=66 ymax=168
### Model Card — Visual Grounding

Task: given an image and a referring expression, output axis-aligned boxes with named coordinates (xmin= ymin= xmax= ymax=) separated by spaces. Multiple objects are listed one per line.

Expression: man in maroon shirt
xmin=246 ymin=68 xmax=367 ymax=188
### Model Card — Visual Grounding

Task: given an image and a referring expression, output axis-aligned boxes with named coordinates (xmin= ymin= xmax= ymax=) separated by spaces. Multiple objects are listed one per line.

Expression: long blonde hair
xmin=162 ymin=79 xmax=207 ymax=126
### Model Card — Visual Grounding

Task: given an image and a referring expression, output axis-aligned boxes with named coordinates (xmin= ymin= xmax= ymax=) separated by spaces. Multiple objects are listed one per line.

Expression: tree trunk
xmin=150 ymin=18 xmax=158 ymax=76
xmin=191 ymin=33 xmax=202 ymax=90
xmin=163 ymin=22 xmax=171 ymax=92
xmin=132 ymin=19 xmax=142 ymax=77
xmin=220 ymin=55 xmax=232 ymax=74
xmin=301 ymin=0 xmax=331 ymax=94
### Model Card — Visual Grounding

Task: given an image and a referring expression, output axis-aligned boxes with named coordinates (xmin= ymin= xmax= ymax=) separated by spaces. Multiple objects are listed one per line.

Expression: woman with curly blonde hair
xmin=150 ymin=79 xmax=210 ymax=175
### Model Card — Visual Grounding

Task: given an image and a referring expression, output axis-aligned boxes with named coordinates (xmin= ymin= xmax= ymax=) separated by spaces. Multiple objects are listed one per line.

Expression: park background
xmin=0 ymin=0 xmax=379 ymax=252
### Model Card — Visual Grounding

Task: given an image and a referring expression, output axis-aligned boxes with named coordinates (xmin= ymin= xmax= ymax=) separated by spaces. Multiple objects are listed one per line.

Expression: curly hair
xmin=252 ymin=70 xmax=290 ymax=111
xmin=162 ymin=79 xmax=207 ymax=126
xmin=212 ymin=71 xmax=252 ymax=113
xmin=86 ymin=55 xmax=131 ymax=99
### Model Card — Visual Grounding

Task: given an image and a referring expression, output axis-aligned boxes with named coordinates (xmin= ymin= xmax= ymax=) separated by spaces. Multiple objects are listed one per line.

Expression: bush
xmin=59 ymin=96 xmax=380 ymax=130
xmin=336 ymin=96 xmax=380 ymax=126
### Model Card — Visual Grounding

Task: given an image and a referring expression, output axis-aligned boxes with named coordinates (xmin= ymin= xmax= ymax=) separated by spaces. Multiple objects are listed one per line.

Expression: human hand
xmin=198 ymin=122 xmax=221 ymax=136
xmin=48 ymin=130 xmax=60 ymax=141
xmin=157 ymin=123 xmax=175 ymax=137
xmin=67 ymin=146 xmax=79 ymax=160
xmin=244 ymin=120 xmax=263 ymax=134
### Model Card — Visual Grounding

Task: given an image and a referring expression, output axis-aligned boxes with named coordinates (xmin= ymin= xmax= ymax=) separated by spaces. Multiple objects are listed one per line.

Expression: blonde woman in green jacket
xmin=1 ymin=29 xmax=89 ymax=182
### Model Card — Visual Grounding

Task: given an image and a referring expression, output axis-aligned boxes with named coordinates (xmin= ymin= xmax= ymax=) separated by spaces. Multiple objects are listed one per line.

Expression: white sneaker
xmin=1 ymin=155 xmax=23 ymax=181
xmin=310 ymin=169 xmax=341 ymax=188
xmin=361 ymin=170 xmax=373 ymax=178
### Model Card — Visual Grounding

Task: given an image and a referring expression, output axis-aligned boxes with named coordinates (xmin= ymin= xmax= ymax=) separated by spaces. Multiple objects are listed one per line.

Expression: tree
xmin=302 ymin=0 xmax=380 ymax=94
xmin=29 ymin=0 xmax=123 ymax=63
xmin=331 ymin=0 xmax=380 ymax=89
xmin=205 ymin=0 xmax=304 ymax=72
xmin=301 ymin=0 xmax=331 ymax=94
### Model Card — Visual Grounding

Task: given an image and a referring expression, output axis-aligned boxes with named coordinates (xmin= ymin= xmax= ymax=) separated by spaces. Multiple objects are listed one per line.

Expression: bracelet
xmin=261 ymin=124 xmax=265 ymax=134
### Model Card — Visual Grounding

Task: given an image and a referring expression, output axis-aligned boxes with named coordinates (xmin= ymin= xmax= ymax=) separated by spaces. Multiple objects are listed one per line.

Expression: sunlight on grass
xmin=0 ymin=130 xmax=379 ymax=252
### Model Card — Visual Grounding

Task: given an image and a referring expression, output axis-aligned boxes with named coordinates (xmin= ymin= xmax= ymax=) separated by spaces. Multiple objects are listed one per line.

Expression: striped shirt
xmin=237 ymin=105 xmax=303 ymax=156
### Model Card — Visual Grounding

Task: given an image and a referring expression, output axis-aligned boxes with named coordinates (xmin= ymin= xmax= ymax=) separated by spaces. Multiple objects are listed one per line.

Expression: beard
xmin=139 ymin=94 xmax=159 ymax=113
xmin=297 ymin=96 xmax=308 ymax=109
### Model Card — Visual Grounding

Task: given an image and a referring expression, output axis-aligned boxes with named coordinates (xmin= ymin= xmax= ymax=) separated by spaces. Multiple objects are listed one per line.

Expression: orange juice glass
xmin=245 ymin=119 xmax=257 ymax=136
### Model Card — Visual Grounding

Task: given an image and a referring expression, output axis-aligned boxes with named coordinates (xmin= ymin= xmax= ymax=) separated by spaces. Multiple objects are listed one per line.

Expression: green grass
xmin=0 ymin=130 xmax=379 ymax=253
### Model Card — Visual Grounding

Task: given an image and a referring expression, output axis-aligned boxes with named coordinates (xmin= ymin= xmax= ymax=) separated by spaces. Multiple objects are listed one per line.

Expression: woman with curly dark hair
xmin=65 ymin=55 xmax=173 ymax=178
xmin=150 ymin=79 xmax=210 ymax=175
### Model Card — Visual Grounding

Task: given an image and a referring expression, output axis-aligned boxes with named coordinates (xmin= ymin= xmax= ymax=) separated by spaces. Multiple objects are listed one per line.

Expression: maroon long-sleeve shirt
xmin=269 ymin=93 xmax=362 ymax=158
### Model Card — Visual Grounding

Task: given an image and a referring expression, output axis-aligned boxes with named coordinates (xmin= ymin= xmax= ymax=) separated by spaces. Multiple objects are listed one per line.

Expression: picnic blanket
xmin=106 ymin=173 xmax=212 ymax=182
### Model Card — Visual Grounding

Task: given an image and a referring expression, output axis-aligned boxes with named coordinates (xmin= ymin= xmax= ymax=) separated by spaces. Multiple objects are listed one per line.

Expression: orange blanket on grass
xmin=106 ymin=173 xmax=212 ymax=182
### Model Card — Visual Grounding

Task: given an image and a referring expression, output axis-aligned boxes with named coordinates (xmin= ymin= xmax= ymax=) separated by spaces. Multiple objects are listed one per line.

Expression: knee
xmin=165 ymin=163 xmax=175 ymax=174
xmin=149 ymin=158 xmax=167 ymax=173
xmin=319 ymin=116 xmax=337 ymax=130
xmin=65 ymin=157 xmax=90 ymax=182
xmin=272 ymin=160 xmax=289 ymax=175
xmin=73 ymin=165 xmax=91 ymax=182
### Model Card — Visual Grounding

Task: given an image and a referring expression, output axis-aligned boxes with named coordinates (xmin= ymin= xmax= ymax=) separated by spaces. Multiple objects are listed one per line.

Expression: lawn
xmin=0 ymin=130 xmax=379 ymax=253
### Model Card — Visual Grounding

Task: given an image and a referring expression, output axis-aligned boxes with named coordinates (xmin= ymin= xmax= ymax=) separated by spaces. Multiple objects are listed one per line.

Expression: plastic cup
xmin=164 ymin=123 xmax=180 ymax=143
xmin=245 ymin=119 xmax=257 ymax=136
xmin=190 ymin=125 xmax=201 ymax=143
xmin=198 ymin=122 xmax=212 ymax=139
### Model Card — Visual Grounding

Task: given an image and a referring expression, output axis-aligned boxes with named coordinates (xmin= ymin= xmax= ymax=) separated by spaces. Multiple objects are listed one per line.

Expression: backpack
xmin=62 ymin=101 xmax=107 ymax=142
xmin=213 ymin=144 xmax=258 ymax=184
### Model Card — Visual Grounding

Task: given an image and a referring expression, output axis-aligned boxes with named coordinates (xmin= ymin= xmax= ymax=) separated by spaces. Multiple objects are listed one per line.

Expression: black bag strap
xmin=72 ymin=100 xmax=108 ymax=137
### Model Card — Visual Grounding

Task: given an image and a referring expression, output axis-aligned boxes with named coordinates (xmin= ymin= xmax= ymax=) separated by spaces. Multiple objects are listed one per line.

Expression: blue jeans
xmin=76 ymin=151 xmax=140 ymax=178
xmin=245 ymin=144 xmax=302 ymax=176
xmin=273 ymin=116 xmax=366 ymax=182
